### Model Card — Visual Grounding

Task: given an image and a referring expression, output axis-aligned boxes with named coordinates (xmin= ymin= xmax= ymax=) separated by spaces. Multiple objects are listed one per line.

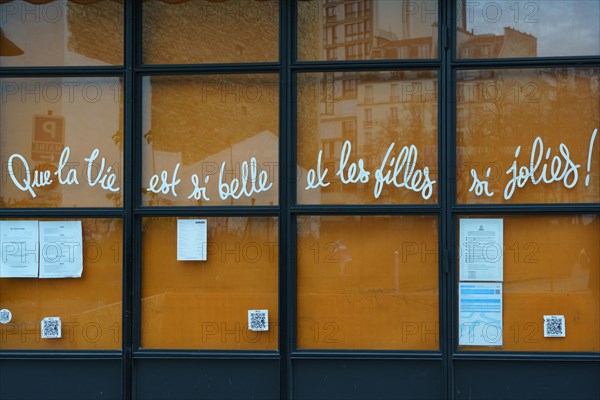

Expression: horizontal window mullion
xmin=0 ymin=68 xmax=126 ymax=78
xmin=451 ymin=57 xmax=600 ymax=70
xmin=0 ymin=208 xmax=125 ymax=218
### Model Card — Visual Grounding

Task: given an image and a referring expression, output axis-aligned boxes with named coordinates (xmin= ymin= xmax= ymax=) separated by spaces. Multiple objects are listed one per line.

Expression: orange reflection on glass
xmin=143 ymin=0 xmax=279 ymax=64
xmin=0 ymin=1 xmax=123 ymax=66
xmin=456 ymin=0 xmax=600 ymax=58
xmin=297 ymin=0 xmax=438 ymax=61
xmin=141 ymin=216 xmax=279 ymax=350
xmin=0 ymin=77 xmax=124 ymax=208
xmin=141 ymin=74 xmax=279 ymax=207
xmin=456 ymin=68 xmax=600 ymax=204
xmin=297 ymin=71 xmax=438 ymax=204
xmin=297 ymin=215 xmax=439 ymax=350
xmin=0 ymin=218 xmax=123 ymax=350
xmin=457 ymin=215 xmax=600 ymax=352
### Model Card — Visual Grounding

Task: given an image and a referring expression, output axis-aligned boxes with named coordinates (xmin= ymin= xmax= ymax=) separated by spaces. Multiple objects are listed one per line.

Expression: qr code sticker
xmin=41 ymin=317 xmax=62 ymax=339
xmin=248 ymin=310 xmax=269 ymax=332
xmin=544 ymin=315 xmax=566 ymax=338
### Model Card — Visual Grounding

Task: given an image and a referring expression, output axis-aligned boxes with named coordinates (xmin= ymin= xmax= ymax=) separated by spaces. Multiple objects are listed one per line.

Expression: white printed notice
xmin=459 ymin=282 xmax=503 ymax=347
xmin=459 ymin=218 xmax=503 ymax=282
xmin=0 ymin=220 xmax=39 ymax=278
xmin=177 ymin=219 xmax=207 ymax=261
xmin=39 ymin=221 xmax=83 ymax=278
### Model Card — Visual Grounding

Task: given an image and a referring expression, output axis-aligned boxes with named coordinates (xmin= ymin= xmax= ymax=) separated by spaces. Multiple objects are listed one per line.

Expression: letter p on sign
xmin=33 ymin=114 xmax=64 ymax=143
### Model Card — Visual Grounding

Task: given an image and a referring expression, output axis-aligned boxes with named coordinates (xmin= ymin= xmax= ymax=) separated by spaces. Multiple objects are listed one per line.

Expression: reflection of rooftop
xmin=458 ymin=27 xmax=537 ymax=58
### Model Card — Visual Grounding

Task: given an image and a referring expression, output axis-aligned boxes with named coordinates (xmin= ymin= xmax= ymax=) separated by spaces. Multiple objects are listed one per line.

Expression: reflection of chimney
xmin=0 ymin=28 xmax=24 ymax=57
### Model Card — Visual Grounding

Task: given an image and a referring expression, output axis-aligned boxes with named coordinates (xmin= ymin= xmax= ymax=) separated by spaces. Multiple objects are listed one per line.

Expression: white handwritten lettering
xmin=337 ymin=141 xmax=370 ymax=184
xmin=188 ymin=174 xmax=211 ymax=201
xmin=147 ymin=163 xmax=181 ymax=197
xmin=305 ymin=149 xmax=330 ymax=190
xmin=469 ymin=167 xmax=495 ymax=197
xmin=504 ymin=136 xmax=580 ymax=200
xmin=373 ymin=143 xmax=436 ymax=200
xmin=7 ymin=153 xmax=54 ymax=198
xmin=55 ymin=147 xmax=79 ymax=185
xmin=84 ymin=149 xmax=119 ymax=192
xmin=218 ymin=158 xmax=272 ymax=200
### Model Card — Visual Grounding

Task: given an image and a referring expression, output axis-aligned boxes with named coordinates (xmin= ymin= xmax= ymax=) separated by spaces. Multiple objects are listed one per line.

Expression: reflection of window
xmin=481 ymin=45 xmax=491 ymax=58
xmin=364 ymin=85 xmax=373 ymax=103
xmin=345 ymin=3 xmax=358 ymax=19
xmin=326 ymin=6 xmax=337 ymax=22
xmin=364 ymin=108 xmax=372 ymax=128
xmin=326 ymin=48 xmax=337 ymax=60
xmin=391 ymin=83 xmax=400 ymax=102
xmin=325 ymin=27 xmax=336 ymax=45
xmin=343 ymin=79 xmax=357 ymax=97
xmin=346 ymin=45 xmax=356 ymax=59
xmin=390 ymin=107 xmax=398 ymax=122
xmin=322 ymin=73 xmax=335 ymax=115
xmin=342 ymin=120 xmax=356 ymax=136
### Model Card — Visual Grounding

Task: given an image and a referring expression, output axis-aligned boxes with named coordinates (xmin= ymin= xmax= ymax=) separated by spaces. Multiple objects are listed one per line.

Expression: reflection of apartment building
xmin=322 ymin=0 xmax=437 ymax=61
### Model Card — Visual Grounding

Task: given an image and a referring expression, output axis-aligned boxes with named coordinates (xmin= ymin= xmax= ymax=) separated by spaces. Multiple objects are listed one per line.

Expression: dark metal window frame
xmin=1 ymin=1 xmax=599 ymax=399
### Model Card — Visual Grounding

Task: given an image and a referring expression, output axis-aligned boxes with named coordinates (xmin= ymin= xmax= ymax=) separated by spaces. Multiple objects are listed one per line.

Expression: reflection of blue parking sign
xmin=33 ymin=113 xmax=64 ymax=143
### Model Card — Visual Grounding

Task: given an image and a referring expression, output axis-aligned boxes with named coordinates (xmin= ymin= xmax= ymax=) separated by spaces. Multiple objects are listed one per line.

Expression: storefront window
xmin=456 ymin=67 xmax=600 ymax=204
xmin=141 ymin=216 xmax=278 ymax=350
xmin=297 ymin=0 xmax=438 ymax=61
xmin=0 ymin=0 xmax=124 ymax=67
xmin=0 ymin=218 xmax=123 ymax=350
xmin=141 ymin=74 xmax=279 ymax=207
xmin=297 ymin=70 xmax=438 ymax=204
xmin=0 ymin=77 xmax=124 ymax=208
xmin=456 ymin=0 xmax=600 ymax=59
xmin=142 ymin=0 xmax=279 ymax=64
xmin=456 ymin=214 xmax=599 ymax=352
xmin=297 ymin=215 xmax=439 ymax=350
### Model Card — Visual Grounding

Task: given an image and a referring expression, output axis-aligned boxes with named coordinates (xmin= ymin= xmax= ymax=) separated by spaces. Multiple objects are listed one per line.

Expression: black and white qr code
xmin=248 ymin=310 xmax=269 ymax=332
xmin=41 ymin=317 xmax=62 ymax=339
xmin=544 ymin=315 xmax=565 ymax=337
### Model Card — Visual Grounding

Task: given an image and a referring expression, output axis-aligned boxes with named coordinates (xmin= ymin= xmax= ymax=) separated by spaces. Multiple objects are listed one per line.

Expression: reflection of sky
xmin=377 ymin=1 xmax=438 ymax=35
xmin=463 ymin=0 xmax=600 ymax=56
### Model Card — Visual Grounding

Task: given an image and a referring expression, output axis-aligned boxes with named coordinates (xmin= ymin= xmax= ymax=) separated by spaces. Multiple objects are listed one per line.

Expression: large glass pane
xmin=297 ymin=71 xmax=438 ymax=204
xmin=0 ymin=218 xmax=122 ymax=350
xmin=456 ymin=214 xmax=600 ymax=352
xmin=141 ymin=216 xmax=278 ymax=350
xmin=298 ymin=0 xmax=438 ymax=61
xmin=297 ymin=215 xmax=439 ymax=350
xmin=141 ymin=74 xmax=279 ymax=207
xmin=0 ymin=77 xmax=124 ymax=208
xmin=143 ymin=0 xmax=279 ymax=64
xmin=0 ymin=0 xmax=124 ymax=66
xmin=456 ymin=0 xmax=600 ymax=58
xmin=456 ymin=68 xmax=600 ymax=204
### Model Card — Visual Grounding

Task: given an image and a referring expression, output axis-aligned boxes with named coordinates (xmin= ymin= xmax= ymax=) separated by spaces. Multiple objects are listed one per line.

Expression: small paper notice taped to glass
xmin=177 ymin=219 xmax=207 ymax=261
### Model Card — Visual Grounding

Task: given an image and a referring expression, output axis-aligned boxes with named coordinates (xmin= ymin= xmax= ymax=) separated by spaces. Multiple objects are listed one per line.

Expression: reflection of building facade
xmin=322 ymin=0 xmax=438 ymax=61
